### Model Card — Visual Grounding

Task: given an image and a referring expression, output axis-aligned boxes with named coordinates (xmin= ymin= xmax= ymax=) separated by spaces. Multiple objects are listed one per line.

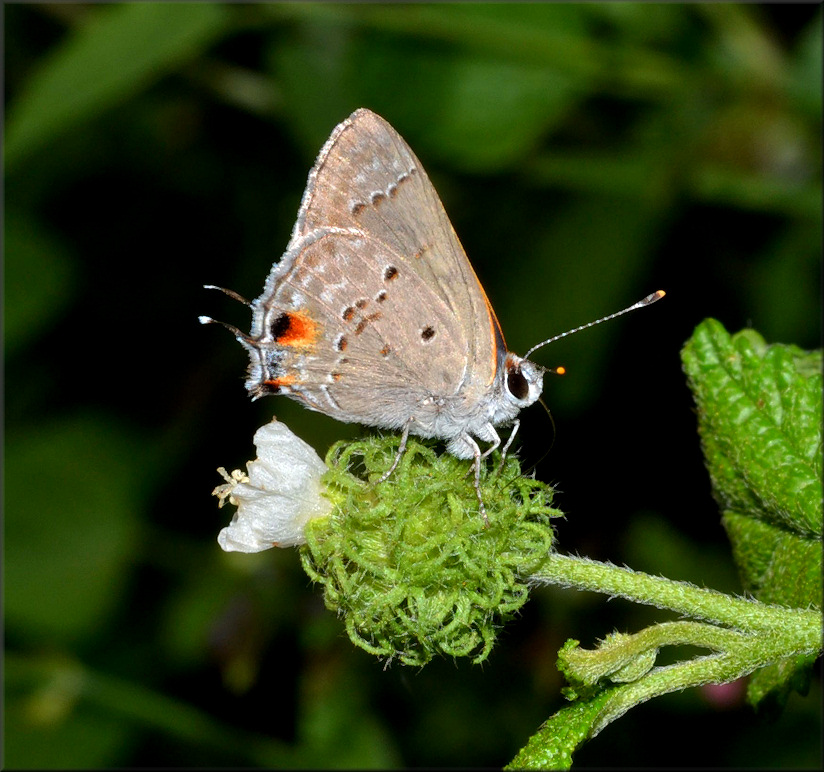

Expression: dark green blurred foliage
xmin=5 ymin=4 xmax=820 ymax=767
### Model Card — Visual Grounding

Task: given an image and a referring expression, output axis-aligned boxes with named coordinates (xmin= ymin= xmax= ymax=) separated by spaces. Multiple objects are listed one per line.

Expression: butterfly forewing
xmin=290 ymin=109 xmax=503 ymax=393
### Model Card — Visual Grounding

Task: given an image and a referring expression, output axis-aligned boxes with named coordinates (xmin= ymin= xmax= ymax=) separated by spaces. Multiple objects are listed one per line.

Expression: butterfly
xmin=201 ymin=109 xmax=664 ymax=516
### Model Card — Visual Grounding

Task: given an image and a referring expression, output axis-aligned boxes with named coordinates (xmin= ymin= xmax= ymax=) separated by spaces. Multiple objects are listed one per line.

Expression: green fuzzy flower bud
xmin=300 ymin=435 xmax=562 ymax=666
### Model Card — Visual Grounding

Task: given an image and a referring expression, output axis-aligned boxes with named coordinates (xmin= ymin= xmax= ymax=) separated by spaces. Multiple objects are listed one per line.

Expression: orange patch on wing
xmin=275 ymin=311 xmax=320 ymax=349
xmin=264 ymin=375 xmax=295 ymax=389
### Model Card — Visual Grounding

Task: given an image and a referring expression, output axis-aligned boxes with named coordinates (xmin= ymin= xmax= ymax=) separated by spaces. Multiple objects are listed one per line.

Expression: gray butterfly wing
xmin=249 ymin=228 xmax=472 ymax=431
xmin=289 ymin=109 xmax=505 ymax=397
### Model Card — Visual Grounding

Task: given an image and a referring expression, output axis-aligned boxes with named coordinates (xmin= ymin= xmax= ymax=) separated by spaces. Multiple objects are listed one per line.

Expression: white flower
xmin=214 ymin=420 xmax=332 ymax=551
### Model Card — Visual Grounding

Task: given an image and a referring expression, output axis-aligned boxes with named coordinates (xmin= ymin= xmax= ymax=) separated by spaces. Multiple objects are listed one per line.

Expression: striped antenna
xmin=203 ymin=284 xmax=251 ymax=306
xmin=523 ymin=290 xmax=665 ymax=360
xmin=200 ymin=284 xmax=256 ymax=342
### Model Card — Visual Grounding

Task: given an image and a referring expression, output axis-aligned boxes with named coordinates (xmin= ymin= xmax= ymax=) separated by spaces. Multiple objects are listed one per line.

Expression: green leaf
xmin=681 ymin=319 xmax=823 ymax=708
xmin=745 ymin=653 xmax=817 ymax=719
xmin=722 ymin=511 xmax=821 ymax=606
xmin=681 ymin=319 xmax=822 ymax=537
xmin=505 ymin=689 xmax=614 ymax=771
xmin=5 ymin=3 xmax=229 ymax=170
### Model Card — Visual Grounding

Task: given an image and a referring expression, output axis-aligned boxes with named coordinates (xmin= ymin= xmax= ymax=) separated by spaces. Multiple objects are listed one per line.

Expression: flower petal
xmin=215 ymin=420 xmax=332 ymax=551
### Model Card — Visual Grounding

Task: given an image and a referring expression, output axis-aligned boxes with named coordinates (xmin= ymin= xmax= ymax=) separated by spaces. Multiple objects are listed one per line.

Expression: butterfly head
xmin=504 ymin=354 xmax=543 ymax=406
xmin=492 ymin=353 xmax=544 ymax=425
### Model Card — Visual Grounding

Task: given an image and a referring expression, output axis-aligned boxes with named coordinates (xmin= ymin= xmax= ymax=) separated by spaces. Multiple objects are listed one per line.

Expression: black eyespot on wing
xmin=270 ymin=312 xmax=291 ymax=339
xmin=421 ymin=326 xmax=435 ymax=342
xmin=384 ymin=266 xmax=398 ymax=281
xmin=507 ymin=367 xmax=529 ymax=400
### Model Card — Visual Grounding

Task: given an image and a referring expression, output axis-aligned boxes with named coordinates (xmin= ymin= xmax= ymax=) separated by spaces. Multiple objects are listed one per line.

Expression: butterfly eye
xmin=506 ymin=366 xmax=529 ymax=401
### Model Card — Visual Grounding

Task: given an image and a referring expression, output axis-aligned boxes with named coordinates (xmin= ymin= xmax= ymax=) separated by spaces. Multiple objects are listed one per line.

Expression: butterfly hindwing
xmin=251 ymin=229 xmax=471 ymax=429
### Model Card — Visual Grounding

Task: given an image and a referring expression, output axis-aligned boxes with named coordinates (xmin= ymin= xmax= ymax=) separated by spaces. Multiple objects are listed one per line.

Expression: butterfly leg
xmin=478 ymin=427 xmax=501 ymax=461
xmin=377 ymin=419 xmax=412 ymax=484
xmin=464 ymin=426 xmax=498 ymax=479
xmin=462 ymin=435 xmax=489 ymax=525
xmin=497 ymin=419 xmax=520 ymax=474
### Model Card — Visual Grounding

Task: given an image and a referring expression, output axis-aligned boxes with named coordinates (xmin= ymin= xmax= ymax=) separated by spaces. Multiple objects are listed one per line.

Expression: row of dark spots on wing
xmin=340 ymin=304 xmax=383 ymax=335
xmin=332 ymin=346 xmax=351 ymax=383
xmin=355 ymin=313 xmax=382 ymax=336
xmin=338 ymin=264 xmax=397 ymax=335
xmin=349 ymin=167 xmax=417 ymax=216
xmin=330 ymin=261 xmax=403 ymax=370
xmin=345 ymin=165 xmax=429 ymax=263
xmin=330 ymin=258 xmax=434 ymax=372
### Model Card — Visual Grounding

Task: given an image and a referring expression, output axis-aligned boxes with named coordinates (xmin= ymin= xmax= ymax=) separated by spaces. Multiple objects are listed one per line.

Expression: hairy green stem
xmin=531 ymin=552 xmax=821 ymax=642
xmin=589 ymin=643 xmax=778 ymax=736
